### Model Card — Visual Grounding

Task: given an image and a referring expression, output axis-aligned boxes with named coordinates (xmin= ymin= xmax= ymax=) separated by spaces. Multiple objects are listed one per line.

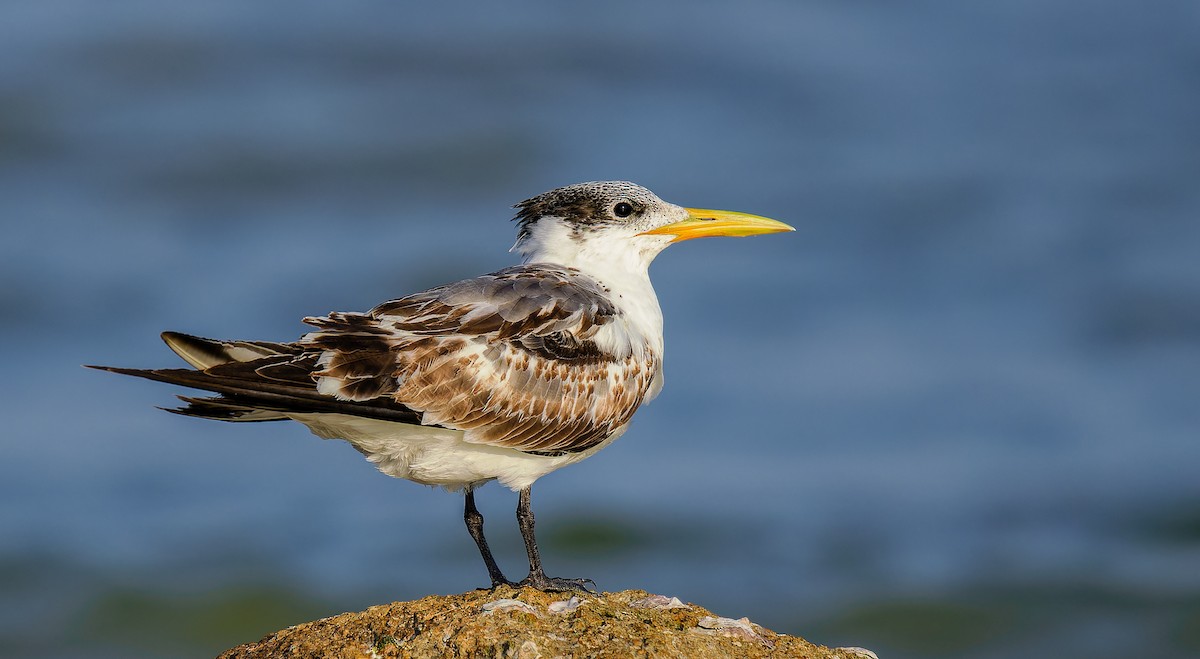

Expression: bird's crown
xmin=513 ymin=181 xmax=663 ymax=242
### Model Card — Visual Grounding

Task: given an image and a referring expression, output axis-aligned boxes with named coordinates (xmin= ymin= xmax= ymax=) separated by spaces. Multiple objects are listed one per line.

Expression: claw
xmin=518 ymin=574 xmax=597 ymax=594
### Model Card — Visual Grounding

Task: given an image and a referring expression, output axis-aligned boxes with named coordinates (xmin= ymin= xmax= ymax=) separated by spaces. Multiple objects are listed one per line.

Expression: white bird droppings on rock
xmin=837 ymin=647 xmax=879 ymax=659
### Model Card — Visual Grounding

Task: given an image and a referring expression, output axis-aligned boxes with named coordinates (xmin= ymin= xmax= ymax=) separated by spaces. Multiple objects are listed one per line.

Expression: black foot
xmin=511 ymin=487 xmax=596 ymax=594
xmin=518 ymin=573 xmax=597 ymax=593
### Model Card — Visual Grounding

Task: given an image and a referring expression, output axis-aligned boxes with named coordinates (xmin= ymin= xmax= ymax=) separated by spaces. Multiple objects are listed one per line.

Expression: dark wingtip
xmin=161 ymin=330 xmax=200 ymax=343
xmin=85 ymin=364 xmax=164 ymax=379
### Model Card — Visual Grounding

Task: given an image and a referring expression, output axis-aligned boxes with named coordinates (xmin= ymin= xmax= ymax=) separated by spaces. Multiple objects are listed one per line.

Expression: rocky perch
xmin=218 ymin=587 xmax=876 ymax=658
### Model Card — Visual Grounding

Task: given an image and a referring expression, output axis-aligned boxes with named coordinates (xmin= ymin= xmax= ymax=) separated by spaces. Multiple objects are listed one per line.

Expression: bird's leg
xmin=515 ymin=486 xmax=597 ymax=593
xmin=464 ymin=489 xmax=512 ymax=588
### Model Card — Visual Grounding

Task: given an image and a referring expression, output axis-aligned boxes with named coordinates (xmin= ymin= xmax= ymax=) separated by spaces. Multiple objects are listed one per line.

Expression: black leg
xmin=464 ymin=489 xmax=511 ymax=588
xmin=515 ymin=486 xmax=597 ymax=593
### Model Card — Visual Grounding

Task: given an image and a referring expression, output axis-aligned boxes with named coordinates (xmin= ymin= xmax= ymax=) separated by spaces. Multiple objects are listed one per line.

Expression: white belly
xmin=288 ymin=413 xmax=626 ymax=492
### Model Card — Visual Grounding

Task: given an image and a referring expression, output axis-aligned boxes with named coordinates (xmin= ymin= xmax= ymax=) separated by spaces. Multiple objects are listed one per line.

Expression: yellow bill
xmin=639 ymin=208 xmax=795 ymax=242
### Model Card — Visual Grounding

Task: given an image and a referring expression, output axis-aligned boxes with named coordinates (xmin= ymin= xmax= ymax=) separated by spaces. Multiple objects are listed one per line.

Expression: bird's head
xmin=511 ymin=181 xmax=793 ymax=275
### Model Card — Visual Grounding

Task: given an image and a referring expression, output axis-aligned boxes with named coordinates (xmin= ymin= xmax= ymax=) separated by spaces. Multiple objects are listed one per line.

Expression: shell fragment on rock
xmin=694 ymin=615 xmax=773 ymax=648
xmin=630 ymin=594 xmax=690 ymax=610
xmin=836 ymin=647 xmax=879 ymax=659
xmin=548 ymin=596 xmax=584 ymax=614
xmin=516 ymin=639 xmax=542 ymax=658
xmin=481 ymin=598 xmax=543 ymax=617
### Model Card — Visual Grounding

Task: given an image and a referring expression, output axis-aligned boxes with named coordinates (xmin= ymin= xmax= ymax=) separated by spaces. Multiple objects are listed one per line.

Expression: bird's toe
xmin=519 ymin=574 xmax=597 ymax=594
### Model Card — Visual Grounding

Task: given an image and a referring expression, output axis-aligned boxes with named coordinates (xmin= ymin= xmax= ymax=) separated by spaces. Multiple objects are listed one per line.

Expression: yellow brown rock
xmin=218 ymin=587 xmax=862 ymax=658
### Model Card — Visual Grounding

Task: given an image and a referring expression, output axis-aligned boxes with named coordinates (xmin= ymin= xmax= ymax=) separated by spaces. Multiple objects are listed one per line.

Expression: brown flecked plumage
xmin=300 ymin=264 xmax=652 ymax=455
xmin=91 ymin=181 xmax=793 ymax=593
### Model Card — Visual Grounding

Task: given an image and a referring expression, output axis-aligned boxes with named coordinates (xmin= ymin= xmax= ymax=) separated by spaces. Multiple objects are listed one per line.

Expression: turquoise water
xmin=2 ymin=2 xmax=1198 ymax=657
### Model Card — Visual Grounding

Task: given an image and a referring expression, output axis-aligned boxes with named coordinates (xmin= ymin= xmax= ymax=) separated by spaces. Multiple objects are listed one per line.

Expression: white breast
xmin=290 ymin=413 xmax=629 ymax=492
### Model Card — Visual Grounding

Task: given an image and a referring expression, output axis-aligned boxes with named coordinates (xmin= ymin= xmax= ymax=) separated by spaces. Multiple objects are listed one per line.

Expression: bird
xmin=91 ymin=181 xmax=793 ymax=592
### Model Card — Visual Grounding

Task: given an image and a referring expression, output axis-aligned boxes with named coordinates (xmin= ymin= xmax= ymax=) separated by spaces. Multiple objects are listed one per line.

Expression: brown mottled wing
xmin=304 ymin=265 xmax=658 ymax=455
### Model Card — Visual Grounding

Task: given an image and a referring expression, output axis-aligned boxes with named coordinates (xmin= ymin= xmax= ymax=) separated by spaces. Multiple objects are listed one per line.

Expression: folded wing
xmin=306 ymin=265 xmax=659 ymax=455
xmin=95 ymin=265 xmax=660 ymax=456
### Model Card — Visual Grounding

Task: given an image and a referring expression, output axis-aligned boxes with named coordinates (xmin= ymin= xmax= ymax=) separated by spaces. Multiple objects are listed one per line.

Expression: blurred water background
xmin=2 ymin=2 xmax=1198 ymax=657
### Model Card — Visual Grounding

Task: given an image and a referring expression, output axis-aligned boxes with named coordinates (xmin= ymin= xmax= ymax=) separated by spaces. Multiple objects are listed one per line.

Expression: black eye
xmin=613 ymin=202 xmax=634 ymax=218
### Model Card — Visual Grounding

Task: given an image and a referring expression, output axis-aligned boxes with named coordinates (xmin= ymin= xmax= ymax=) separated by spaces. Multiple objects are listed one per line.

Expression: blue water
xmin=3 ymin=2 xmax=1199 ymax=657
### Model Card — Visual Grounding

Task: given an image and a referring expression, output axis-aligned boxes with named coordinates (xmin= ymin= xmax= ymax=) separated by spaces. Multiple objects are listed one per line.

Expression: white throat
xmin=513 ymin=217 xmax=672 ymax=356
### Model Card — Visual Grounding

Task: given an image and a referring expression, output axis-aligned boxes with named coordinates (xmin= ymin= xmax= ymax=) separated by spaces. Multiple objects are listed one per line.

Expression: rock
xmin=217 ymin=587 xmax=865 ymax=658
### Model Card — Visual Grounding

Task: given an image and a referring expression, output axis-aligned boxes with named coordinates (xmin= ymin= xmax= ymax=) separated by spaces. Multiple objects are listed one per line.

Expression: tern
xmin=93 ymin=181 xmax=793 ymax=592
